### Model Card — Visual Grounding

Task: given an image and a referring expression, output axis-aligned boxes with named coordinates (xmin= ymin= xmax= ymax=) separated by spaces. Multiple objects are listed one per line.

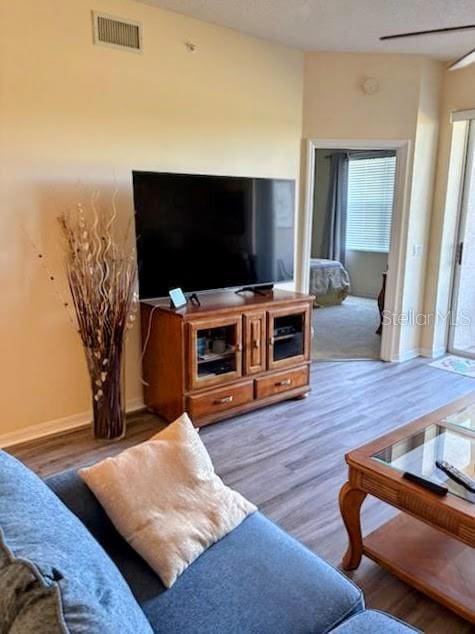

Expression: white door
xmin=449 ymin=120 xmax=475 ymax=357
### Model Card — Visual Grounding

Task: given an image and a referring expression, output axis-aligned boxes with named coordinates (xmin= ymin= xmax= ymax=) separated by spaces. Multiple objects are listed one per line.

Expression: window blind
xmin=346 ymin=155 xmax=396 ymax=253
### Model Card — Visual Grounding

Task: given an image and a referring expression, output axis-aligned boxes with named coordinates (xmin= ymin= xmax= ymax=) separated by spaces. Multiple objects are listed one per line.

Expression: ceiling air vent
xmin=92 ymin=12 xmax=143 ymax=53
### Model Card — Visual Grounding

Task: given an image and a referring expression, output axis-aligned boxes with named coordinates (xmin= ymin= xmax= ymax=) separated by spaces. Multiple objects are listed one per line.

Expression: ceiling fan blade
xmin=380 ymin=24 xmax=475 ymax=41
xmin=449 ymin=48 xmax=475 ymax=71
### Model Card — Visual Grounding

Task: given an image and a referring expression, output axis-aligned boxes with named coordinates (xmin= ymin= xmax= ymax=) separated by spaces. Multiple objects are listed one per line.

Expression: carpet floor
xmin=312 ymin=295 xmax=381 ymax=360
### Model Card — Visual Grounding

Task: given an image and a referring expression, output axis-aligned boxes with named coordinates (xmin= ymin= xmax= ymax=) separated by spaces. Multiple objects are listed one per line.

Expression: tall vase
xmin=90 ymin=346 xmax=126 ymax=440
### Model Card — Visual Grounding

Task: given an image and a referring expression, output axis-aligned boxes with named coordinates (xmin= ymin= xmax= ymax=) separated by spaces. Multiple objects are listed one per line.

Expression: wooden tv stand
xmin=141 ymin=290 xmax=314 ymax=427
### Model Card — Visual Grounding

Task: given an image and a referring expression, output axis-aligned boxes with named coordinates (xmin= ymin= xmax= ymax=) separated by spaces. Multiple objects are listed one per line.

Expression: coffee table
xmin=339 ymin=393 xmax=475 ymax=623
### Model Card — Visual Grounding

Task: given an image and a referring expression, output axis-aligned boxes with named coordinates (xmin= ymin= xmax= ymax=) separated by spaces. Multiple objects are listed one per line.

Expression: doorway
xmin=449 ymin=119 xmax=475 ymax=357
xmin=309 ymin=148 xmax=397 ymax=360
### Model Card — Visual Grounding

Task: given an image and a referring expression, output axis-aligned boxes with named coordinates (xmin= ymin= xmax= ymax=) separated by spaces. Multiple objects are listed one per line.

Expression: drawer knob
xmin=253 ymin=340 xmax=260 ymax=349
xmin=214 ymin=395 xmax=233 ymax=405
xmin=275 ymin=379 xmax=292 ymax=387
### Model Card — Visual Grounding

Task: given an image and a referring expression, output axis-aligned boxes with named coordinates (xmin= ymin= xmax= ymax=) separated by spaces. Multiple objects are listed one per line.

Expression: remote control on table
xmin=435 ymin=460 xmax=475 ymax=493
xmin=403 ymin=471 xmax=448 ymax=496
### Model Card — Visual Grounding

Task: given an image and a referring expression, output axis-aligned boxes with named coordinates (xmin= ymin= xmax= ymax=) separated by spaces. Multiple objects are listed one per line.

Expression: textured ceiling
xmin=137 ymin=0 xmax=475 ymax=60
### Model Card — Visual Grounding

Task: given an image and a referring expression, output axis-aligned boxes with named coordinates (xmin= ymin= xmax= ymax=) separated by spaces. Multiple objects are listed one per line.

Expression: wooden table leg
xmin=339 ymin=481 xmax=367 ymax=570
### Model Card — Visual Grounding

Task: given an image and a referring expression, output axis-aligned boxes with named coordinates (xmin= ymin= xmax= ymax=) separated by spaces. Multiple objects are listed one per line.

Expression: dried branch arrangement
xmin=59 ymin=191 xmax=138 ymax=439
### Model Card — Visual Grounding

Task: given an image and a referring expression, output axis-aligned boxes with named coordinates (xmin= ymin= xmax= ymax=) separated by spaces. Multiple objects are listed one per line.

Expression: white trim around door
xmin=297 ymin=138 xmax=411 ymax=362
xmin=448 ymin=120 xmax=475 ymax=358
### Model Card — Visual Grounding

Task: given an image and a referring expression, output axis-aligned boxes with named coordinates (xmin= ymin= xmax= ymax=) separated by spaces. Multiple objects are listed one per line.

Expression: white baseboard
xmin=419 ymin=346 xmax=447 ymax=359
xmin=350 ymin=292 xmax=378 ymax=300
xmin=390 ymin=348 xmax=421 ymax=363
xmin=0 ymin=397 xmax=145 ymax=449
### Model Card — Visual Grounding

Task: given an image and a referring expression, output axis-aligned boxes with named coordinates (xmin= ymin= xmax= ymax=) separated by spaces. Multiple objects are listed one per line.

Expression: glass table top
xmin=442 ymin=403 xmax=475 ymax=432
xmin=372 ymin=424 xmax=475 ymax=504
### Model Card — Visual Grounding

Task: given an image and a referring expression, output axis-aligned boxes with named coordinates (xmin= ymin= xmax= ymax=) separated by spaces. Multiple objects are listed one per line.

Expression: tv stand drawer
xmin=255 ymin=366 xmax=309 ymax=399
xmin=187 ymin=381 xmax=253 ymax=419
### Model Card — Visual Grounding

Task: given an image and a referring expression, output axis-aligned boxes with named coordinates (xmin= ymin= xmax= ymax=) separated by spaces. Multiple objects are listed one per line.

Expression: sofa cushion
xmin=46 ymin=469 xmax=364 ymax=634
xmin=0 ymin=450 xmax=152 ymax=634
xmin=329 ymin=609 xmax=421 ymax=633
xmin=79 ymin=413 xmax=256 ymax=588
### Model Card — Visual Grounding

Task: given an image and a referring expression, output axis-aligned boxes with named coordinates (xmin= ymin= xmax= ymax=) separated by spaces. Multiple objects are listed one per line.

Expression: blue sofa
xmin=0 ymin=450 xmax=419 ymax=633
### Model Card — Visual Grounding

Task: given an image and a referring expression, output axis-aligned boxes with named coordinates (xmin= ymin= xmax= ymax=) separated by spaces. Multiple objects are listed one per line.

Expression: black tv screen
xmin=133 ymin=171 xmax=295 ymax=299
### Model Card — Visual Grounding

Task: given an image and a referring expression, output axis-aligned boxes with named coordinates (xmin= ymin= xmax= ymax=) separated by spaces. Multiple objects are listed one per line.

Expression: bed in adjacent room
xmin=309 ymin=258 xmax=350 ymax=307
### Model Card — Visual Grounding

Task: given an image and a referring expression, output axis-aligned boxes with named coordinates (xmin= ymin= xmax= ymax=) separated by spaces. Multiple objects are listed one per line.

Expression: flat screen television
xmin=133 ymin=171 xmax=295 ymax=299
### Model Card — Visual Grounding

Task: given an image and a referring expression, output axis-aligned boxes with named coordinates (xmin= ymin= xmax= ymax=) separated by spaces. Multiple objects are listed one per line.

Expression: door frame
xmin=297 ymin=137 xmax=411 ymax=362
xmin=448 ymin=120 xmax=475 ymax=357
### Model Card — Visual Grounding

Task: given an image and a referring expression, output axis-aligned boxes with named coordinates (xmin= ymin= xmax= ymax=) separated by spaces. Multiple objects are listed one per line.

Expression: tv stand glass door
xmin=188 ymin=316 xmax=243 ymax=390
xmin=267 ymin=305 xmax=311 ymax=371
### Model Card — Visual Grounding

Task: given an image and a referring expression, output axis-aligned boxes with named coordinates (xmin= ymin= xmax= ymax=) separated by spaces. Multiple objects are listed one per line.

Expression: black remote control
xmin=403 ymin=471 xmax=448 ymax=496
xmin=436 ymin=460 xmax=475 ymax=493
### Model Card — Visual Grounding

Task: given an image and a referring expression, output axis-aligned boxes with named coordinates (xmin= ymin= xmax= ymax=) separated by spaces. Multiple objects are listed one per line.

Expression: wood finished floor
xmin=9 ymin=357 xmax=475 ymax=634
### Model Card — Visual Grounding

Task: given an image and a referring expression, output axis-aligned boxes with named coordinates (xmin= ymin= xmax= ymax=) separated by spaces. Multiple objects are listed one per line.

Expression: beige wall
xmin=398 ymin=59 xmax=443 ymax=356
xmin=422 ymin=65 xmax=475 ymax=355
xmin=302 ymin=52 xmax=443 ymax=359
xmin=0 ymin=0 xmax=303 ymax=435
xmin=303 ymin=52 xmax=422 ymax=141
xmin=1 ymin=2 xmax=470 ymax=438
xmin=345 ymin=251 xmax=387 ymax=299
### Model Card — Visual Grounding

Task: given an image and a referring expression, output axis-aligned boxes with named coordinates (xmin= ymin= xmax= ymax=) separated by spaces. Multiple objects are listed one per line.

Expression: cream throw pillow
xmin=79 ymin=413 xmax=256 ymax=588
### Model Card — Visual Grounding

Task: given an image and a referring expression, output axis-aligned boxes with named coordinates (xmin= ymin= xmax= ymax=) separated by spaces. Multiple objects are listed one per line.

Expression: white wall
xmin=345 ymin=251 xmax=387 ymax=298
